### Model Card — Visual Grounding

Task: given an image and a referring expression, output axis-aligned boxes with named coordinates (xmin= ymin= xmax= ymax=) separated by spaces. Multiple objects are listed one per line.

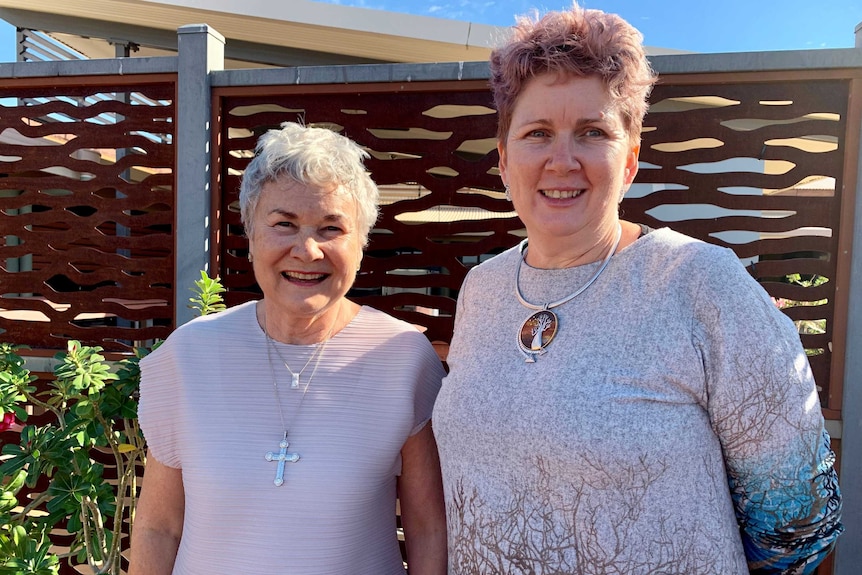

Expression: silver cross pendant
xmin=265 ymin=433 xmax=300 ymax=486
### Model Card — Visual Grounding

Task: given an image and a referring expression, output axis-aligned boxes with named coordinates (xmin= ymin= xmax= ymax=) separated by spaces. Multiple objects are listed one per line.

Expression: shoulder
xmin=641 ymin=227 xmax=730 ymax=260
xmin=352 ymin=306 xmax=435 ymax=345
xmin=142 ymin=301 xmax=258 ymax=365
xmin=175 ymin=299 xmax=256 ymax=333
xmin=356 ymin=305 xmax=420 ymax=332
xmin=351 ymin=307 xmax=444 ymax=373
xmin=639 ymin=230 xmax=783 ymax=330
xmin=635 ymin=227 xmax=743 ymax=279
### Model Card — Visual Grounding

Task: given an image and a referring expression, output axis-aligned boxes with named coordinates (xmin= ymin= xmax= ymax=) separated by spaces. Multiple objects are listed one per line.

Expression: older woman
xmin=432 ymin=5 xmax=842 ymax=574
xmin=130 ymin=122 xmax=447 ymax=575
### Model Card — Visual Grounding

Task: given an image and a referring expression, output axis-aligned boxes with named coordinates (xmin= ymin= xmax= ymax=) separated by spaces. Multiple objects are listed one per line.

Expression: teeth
xmin=283 ymin=271 xmax=325 ymax=281
xmin=543 ymin=189 xmax=584 ymax=199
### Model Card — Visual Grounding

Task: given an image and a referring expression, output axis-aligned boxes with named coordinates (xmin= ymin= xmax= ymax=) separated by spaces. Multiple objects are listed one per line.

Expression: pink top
xmin=139 ymin=301 xmax=444 ymax=574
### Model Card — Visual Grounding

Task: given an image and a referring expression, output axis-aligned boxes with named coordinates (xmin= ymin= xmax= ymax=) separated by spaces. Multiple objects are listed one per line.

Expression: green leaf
xmin=188 ymin=270 xmax=227 ymax=316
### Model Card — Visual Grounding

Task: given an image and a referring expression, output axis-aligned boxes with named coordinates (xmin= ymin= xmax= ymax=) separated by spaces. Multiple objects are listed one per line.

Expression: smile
xmin=281 ymin=271 xmax=328 ymax=282
xmin=541 ymin=189 xmax=584 ymax=199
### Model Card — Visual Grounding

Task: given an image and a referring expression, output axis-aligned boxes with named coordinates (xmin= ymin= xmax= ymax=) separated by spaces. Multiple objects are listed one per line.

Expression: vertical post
xmin=833 ymin=23 xmax=862 ymax=575
xmin=15 ymin=28 xmax=24 ymax=62
xmin=175 ymin=24 xmax=224 ymax=327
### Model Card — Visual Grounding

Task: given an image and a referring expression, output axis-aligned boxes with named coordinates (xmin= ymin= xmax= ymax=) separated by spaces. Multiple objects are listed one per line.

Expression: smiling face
xmin=248 ymin=178 xmax=363 ymax=331
xmin=499 ymin=73 xmax=640 ymax=266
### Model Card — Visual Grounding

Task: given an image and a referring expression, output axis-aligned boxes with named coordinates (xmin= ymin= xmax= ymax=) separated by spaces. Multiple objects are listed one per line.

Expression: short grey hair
xmin=239 ymin=122 xmax=380 ymax=244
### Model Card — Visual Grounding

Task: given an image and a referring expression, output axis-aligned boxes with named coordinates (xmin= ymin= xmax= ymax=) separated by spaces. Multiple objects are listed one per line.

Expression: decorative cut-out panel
xmin=0 ymin=81 xmax=176 ymax=351
xmin=216 ymin=77 xmax=848 ymax=409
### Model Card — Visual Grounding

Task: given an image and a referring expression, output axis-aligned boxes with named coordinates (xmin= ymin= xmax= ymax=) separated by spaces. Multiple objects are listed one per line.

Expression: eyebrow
xmin=267 ymin=208 xmax=349 ymax=222
xmin=517 ymin=115 xmax=610 ymax=129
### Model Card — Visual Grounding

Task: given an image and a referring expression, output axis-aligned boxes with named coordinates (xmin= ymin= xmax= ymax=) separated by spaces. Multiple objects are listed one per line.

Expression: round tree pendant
xmin=518 ymin=310 xmax=558 ymax=362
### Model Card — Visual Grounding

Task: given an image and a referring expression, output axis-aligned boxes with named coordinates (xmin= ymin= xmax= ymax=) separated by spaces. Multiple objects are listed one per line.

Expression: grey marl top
xmin=433 ymin=227 xmax=841 ymax=575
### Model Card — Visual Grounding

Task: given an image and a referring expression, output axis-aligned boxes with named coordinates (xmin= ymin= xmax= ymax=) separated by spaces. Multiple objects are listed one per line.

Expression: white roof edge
xmin=139 ymin=0 xmax=504 ymax=49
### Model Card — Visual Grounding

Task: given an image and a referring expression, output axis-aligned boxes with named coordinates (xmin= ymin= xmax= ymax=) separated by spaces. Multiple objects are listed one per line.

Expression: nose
xmin=291 ymin=233 xmax=324 ymax=261
xmin=546 ymin=137 xmax=581 ymax=173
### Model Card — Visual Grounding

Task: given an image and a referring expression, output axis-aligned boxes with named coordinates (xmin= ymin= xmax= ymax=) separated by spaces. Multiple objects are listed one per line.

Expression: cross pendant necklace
xmin=261 ymin=310 xmax=333 ymax=486
xmin=265 ymin=431 xmax=300 ymax=486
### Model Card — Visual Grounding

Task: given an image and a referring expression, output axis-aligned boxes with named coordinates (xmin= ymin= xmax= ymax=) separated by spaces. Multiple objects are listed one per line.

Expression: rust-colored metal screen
xmin=0 ymin=79 xmax=176 ymax=351
xmin=215 ymin=77 xmax=848 ymax=410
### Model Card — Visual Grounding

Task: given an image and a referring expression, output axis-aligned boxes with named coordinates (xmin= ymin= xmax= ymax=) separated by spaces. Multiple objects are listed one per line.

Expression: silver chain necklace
xmin=265 ymin=329 xmax=324 ymax=389
xmin=514 ymin=223 xmax=622 ymax=363
xmin=262 ymin=317 xmax=332 ymax=486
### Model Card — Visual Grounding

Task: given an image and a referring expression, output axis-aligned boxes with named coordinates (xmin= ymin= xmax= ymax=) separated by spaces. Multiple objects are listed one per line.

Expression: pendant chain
xmin=262 ymin=318 xmax=333 ymax=432
xmin=514 ymin=224 xmax=622 ymax=362
xmin=264 ymin=326 xmax=327 ymax=388
xmin=261 ymin=312 xmax=333 ymax=486
xmin=515 ymin=223 xmax=622 ymax=311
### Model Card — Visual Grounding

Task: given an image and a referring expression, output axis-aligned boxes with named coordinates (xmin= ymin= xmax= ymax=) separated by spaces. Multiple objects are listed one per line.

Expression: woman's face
xmin=498 ymin=73 xmax=640 ymax=254
xmin=248 ymin=178 xmax=363 ymax=323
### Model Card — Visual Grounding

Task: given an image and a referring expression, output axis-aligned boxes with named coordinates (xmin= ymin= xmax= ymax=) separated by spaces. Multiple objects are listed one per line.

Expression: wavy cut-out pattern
xmin=216 ymin=78 xmax=846 ymax=409
xmin=0 ymin=81 xmax=176 ymax=351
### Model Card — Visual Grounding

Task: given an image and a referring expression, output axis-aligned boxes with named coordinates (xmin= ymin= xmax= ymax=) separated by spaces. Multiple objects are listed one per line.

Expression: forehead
xmin=257 ymin=178 xmax=357 ymax=218
xmin=260 ymin=178 xmax=350 ymax=204
xmin=513 ymin=73 xmax=618 ymax=120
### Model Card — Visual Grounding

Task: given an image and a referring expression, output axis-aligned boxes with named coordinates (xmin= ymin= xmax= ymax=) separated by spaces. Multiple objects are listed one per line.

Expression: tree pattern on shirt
xmin=447 ymin=456 xmax=744 ymax=575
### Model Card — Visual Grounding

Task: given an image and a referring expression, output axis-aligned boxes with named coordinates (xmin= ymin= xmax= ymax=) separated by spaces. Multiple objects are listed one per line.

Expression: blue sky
xmin=0 ymin=0 xmax=860 ymax=60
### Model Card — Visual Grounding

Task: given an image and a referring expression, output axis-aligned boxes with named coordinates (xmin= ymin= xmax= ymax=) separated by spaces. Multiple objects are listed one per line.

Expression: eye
xmin=527 ymin=128 xmax=549 ymax=138
xmin=275 ymin=221 xmax=295 ymax=228
xmin=584 ymin=128 xmax=604 ymax=137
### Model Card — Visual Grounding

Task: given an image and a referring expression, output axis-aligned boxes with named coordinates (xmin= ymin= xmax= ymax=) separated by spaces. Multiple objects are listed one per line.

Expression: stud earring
xmin=247 ymin=252 xmax=254 ymax=263
xmin=504 ymin=185 xmax=512 ymax=202
xmin=619 ymin=186 xmax=628 ymax=204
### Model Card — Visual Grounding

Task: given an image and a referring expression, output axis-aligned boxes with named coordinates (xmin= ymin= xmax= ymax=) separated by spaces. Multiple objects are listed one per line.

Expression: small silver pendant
xmin=518 ymin=310 xmax=558 ymax=363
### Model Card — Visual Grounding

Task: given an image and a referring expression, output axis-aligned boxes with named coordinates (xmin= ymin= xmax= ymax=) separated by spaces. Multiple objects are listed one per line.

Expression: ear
xmin=624 ymin=143 xmax=640 ymax=187
xmin=497 ymin=140 xmax=508 ymax=187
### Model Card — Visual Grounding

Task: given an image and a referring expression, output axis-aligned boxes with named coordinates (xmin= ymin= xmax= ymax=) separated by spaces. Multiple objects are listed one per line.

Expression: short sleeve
xmin=408 ymin=330 xmax=446 ymax=436
xmin=138 ymin=336 xmax=185 ymax=469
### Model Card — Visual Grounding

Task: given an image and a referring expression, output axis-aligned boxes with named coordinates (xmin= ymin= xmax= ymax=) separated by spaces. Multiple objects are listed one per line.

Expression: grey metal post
xmin=834 ymin=22 xmax=862 ymax=575
xmin=174 ymin=24 xmax=224 ymax=327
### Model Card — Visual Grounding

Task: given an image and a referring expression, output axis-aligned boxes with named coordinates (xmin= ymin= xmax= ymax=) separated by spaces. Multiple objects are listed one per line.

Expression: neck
xmin=524 ymin=220 xmax=625 ymax=269
xmin=257 ymin=299 xmax=358 ymax=344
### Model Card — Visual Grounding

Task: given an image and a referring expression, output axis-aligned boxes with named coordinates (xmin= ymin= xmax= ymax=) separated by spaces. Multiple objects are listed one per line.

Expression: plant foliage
xmin=0 ymin=273 xmax=226 ymax=574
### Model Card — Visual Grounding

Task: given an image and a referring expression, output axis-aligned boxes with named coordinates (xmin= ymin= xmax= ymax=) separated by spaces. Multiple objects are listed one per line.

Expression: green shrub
xmin=0 ymin=272 xmax=226 ymax=574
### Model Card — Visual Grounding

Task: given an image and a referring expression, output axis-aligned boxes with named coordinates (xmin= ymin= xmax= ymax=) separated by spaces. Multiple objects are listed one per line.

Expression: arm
xmin=128 ymin=451 xmax=185 ymax=575
xmin=694 ymin=252 xmax=842 ymax=573
xmin=397 ymin=421 xmax=447 ymax=575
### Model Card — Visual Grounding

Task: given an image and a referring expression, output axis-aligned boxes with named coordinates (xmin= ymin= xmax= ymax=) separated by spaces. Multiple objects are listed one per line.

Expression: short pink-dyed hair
xmin=490 ymin=3 xmax=657 ymax=144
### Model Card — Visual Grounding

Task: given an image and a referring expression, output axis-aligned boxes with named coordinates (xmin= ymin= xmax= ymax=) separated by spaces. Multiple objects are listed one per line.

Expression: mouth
xmin=281 ymin=271 xmax=328 ymax=284
xmin=541 ymin=189 xmax=584 ymax=199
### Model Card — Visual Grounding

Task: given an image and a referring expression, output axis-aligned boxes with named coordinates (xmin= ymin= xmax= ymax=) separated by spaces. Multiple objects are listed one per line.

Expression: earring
xmin=619 ymin=186 xmax=628 ymax=204
xmin=504 ymin=185 xmax=512 ymax=202
xmin=247 ymin=252 xmax=254 ymax=263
